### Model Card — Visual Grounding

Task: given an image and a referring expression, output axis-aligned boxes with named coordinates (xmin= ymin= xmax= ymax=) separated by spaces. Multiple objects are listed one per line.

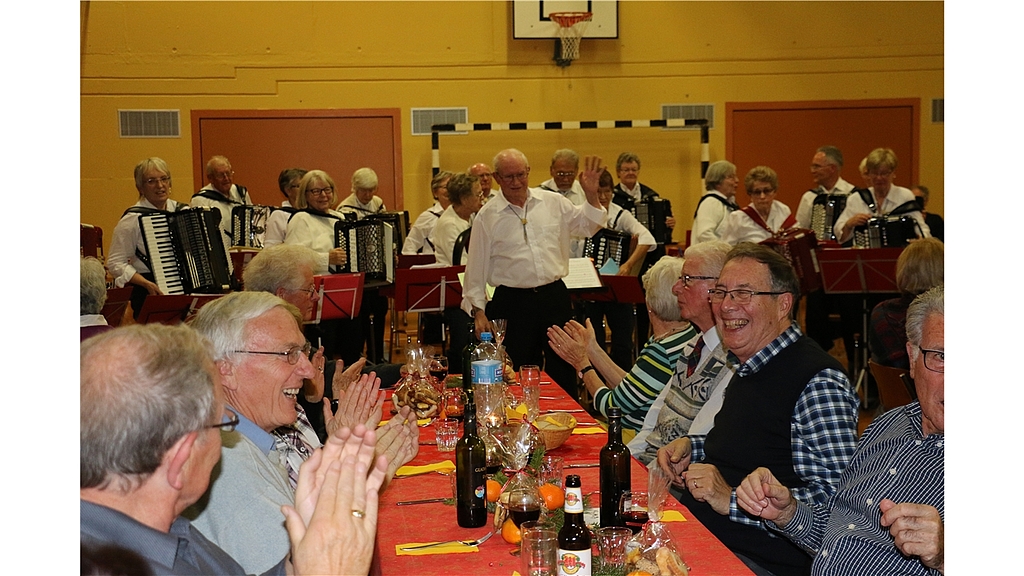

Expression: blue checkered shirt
xmin=689 ymin=324 xmax=860 ymax=530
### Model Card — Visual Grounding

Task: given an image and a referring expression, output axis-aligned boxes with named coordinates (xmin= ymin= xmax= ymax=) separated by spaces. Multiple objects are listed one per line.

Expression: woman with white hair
xmin=106 ymin=157 xmax=183 ymax=318
xmin=692 ymin=160 xmax=741 ymax=243
xmin=338 ymin=167 xmax=386 ymax=219
xmin=547 ymin=256 xmax=697 ymax=435
xmin=81 ymin=257 xmax=113 ymax=341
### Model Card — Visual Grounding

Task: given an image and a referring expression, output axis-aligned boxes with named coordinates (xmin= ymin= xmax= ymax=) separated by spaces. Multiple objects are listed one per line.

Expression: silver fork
xmin=399 ymin=529 xmax=495 ymax=551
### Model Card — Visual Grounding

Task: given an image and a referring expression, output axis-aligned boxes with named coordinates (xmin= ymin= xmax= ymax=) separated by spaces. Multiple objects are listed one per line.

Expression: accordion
xmin=230 ymin=205 xmax=272 ymax=248
xmin=138 ymin=207 xmax=233 ymax=295
xmin=333 ymin=219 xmax=395 ymax=283
xmin=809 ymin=193 xmax=847 ymax=243
xmin=629 ymin=198 xmax=673 ymax=245
xmin=760 ymin=228 xmax=821 ymax=295
xmin=853 ymin=215 xmax=920 ymax=249
xmin=582 ymin=228 xmax=636 ymax=273
xmin=364 ymin=211 xmax=410 ymax=255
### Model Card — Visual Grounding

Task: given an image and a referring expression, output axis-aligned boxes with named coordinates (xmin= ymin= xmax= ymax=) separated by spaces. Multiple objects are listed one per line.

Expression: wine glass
xmin=428 ymin=355 xmax=449 ymax=393
xmin=491 ymin=318 xmax=508 ymax=369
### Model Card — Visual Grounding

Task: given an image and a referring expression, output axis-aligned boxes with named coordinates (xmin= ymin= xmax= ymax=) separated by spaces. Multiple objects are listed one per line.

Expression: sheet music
xmin=563 ymin=258 xmax=602 ymax=289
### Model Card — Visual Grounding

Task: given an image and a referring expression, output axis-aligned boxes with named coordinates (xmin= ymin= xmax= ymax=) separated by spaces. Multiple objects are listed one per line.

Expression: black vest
xmin=678 ymin=334 xmax=846 ymax=576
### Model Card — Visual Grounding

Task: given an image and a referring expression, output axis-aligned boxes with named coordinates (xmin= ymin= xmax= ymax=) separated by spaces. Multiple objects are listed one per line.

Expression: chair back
xmin=452 ymin=227 xmax=472 ymax=265
xmin=868 ymin=360 xmax=915 ymax=411
xmin=81 ymin=224 xmax=104 ymax=259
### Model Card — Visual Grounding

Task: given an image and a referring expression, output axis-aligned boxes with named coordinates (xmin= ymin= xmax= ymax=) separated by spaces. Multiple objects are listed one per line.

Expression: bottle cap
xmin=481 ymin=332 xmax=493 ymax=341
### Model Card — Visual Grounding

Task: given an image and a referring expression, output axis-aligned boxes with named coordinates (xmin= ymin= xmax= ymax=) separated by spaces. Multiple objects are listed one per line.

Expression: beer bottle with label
xmin=557 ymin=474 xmax=591 ymax=576
xmin=599 ymin=406 xmax=630 ymax=527
xmin=455 ymin=402 xmax=487 ymax=527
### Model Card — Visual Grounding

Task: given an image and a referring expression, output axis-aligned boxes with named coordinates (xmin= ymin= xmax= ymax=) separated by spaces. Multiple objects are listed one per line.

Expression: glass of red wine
xmin=619 ymin=491 xmax=650 ymax=534
xmin=428 ymin=355 xmax=448 ymax=393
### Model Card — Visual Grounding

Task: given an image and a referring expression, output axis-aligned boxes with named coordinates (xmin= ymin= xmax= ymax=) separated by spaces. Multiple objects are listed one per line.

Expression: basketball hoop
xmin=550 ymin=11 xmax=592 ymax=67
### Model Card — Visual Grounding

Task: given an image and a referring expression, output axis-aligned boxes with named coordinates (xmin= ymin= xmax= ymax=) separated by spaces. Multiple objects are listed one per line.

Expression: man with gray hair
xmin=795 ymin=145 xmax=855 ymax=231
xmin=81 ymin=324 xmax=388 ymax=575
xmin=469 ymin=161 xmax=499 ymax=201
xmin=738 ymin=284 xmax=944 ymax=575
xmin=657 ymin=243 xmax=859 ymax=576
xmin=192 ymin=155 xmax=252 ymax=248
xmin=81 ymin=257 xmax=113 ymax=341
xmin=539 ymin=149 xmax=588 ymax=258
xmin=184 ymin=292 xmax=417 ymax=574
xmin=463 ymin=148 xmax=607 ymax=394
xmin=631 ymin=241 xmax=735 ymax=462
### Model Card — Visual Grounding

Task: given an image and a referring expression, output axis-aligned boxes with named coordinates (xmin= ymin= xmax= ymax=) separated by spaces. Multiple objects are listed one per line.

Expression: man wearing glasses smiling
xmin=192 ymin=155 xmax=253 ymax=248
xmin=657 ymin=243 xmax=859 ymax=576
xmin=462 ymin=148 xmax=607 ymax=395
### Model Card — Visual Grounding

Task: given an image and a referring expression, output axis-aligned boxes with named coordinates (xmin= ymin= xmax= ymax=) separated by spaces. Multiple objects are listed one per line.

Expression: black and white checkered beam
xmin=430 ymin=118 xmax=710 ymax=177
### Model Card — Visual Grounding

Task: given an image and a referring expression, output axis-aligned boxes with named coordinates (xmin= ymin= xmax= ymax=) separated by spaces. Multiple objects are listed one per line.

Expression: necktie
xmin=686 ymin=336 xmax=706 ymax=378
xmin=272 ymin=406 xmax=316 ymax=488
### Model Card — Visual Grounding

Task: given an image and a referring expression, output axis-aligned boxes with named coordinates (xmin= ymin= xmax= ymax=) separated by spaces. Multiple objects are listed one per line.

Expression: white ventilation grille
xmin=411 ymin=107 xmax=468 ymax=136
xmin=119 ymin=110 xmax=181 ymax=138
xmin=661 ymin=104 xmax=715 ymax=130
xmin=931 ymin=99 xmax=943 ymax=123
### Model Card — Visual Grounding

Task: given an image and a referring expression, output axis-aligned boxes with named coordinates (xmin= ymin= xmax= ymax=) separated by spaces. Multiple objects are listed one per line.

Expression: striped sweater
xmin=592 ymin=327 xmax=696 ymax=431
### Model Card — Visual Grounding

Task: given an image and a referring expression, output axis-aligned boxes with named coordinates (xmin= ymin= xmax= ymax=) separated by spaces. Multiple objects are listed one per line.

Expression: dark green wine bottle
xmin=455 ymin=402 xmax=487 ymax=527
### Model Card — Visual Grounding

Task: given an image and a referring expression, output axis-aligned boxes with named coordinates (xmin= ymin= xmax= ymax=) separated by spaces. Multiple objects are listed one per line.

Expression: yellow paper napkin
xmin=572 ymin=427 xmax=606 ymax=435
xmin=658 ymin=510 xmax=687 ymax=522
xmin=394 ymin=460 xmax=456 ymax=477
xmin=395 ymin=541 xmax=479 ymax=556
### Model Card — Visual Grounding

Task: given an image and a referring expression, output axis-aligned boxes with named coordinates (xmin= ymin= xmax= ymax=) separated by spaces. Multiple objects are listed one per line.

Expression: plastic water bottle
xmin=471 ymin=332 xmax=503 ymax=425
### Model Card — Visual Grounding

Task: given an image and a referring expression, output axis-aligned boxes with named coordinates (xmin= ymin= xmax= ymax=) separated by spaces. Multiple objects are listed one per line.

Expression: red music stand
xmin=229 ymin=247 xmax=261 ymax=288
xmin=391 ymin=265 xmax=465 ymax=355
xmin=101 ymin=287 xmax=133 ymax=327
xmin=579 ymin=274 xmax=648 ymax=359
xmin=312 ymin=273 xmax=365 ymax=323
xmin=398 ymin=254 xmax=436 ymax=268
xmin=137 ymin=294 xmax=223 ymax=325
xmin=816 ymin=247 xmax=903 ymax=401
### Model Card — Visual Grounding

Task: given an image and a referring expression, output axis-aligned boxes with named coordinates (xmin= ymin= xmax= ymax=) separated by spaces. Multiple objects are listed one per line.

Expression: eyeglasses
xmin=918 ymin=346 xmax=944 ymax=373
xmin=618 ymin=167 xmax=639 ymax=174
xmin=708 ymin=288 xmax=786 ymax=304
xmin=212 ymin=171 xmax=234 ymax=180
xmin=145 ymin=176 xmax=171 ymax=186
xmin=553 ymin=171 xmax=577 ymax=178
xmin=207 ymin=407 xmax=240 ymax=432
xmin=868 ymin=170 xmax=893 ymax=179
xmin=288 ymin=285 xmax=318 ymax=299
xmin=749 ymin=188 xmax=775 ymax=197
xmin=680 ymin=274 xmax=717 ymax=287
xmin=232 ymin=341 xmax=313 ymax=365
xmin=496 ymin=170 xmax=530 ymax=183
xmin=307 ymin=187 xmax=333 ymax=196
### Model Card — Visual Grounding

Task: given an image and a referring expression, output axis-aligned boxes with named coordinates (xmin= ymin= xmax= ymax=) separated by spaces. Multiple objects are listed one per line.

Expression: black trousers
xmin=584 ymin=301 xmax=636 ymax=371
xmin=486 ymin=281 xmax=577 ymax=397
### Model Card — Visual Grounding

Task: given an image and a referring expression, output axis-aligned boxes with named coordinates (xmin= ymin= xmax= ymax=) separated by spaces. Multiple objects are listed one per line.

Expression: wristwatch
xmin=578 ymin=365 xmax=595 ymax=379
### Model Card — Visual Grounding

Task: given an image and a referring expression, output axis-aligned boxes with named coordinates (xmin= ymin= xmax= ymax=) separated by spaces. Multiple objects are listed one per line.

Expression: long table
xmin=377 ymin=376 xmax=753 ymax=575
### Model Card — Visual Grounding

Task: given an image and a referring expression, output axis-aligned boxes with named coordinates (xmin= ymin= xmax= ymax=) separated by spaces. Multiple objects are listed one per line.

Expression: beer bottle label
xmin=564 ymin=486 xmax=584 ymax=513
xmin=557 ymin=548 xmax=591 ymax=576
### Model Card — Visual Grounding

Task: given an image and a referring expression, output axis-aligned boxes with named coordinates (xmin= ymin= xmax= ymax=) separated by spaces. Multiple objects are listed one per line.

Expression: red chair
xmin=81 ymin=224 xmax=104 ymax=259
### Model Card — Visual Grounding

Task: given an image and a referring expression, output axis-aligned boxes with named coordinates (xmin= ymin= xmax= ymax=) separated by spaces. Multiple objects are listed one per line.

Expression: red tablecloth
xmin=378 ymin=376 xmax=753 ymax=575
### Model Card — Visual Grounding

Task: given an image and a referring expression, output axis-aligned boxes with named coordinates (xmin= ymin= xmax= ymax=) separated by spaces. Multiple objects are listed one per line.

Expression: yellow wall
xmin=81 ymin=1 xmax=943 ymax=252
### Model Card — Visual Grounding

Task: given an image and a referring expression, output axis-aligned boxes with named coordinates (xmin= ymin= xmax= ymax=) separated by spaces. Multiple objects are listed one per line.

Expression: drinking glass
xmin=520 ymin=364 xmax=541 ymax=420
xmin=434 ymin=418 xmax=459 ymax=452
xmin=538 ymin=455 xmax=564 ymax=488
xmin=428 ymin=355 xmax=449 ymax=393
xmin=595 ymin=527 xmax=632 ymax=575
xmin=520 ymin=522 xmax=558 ymax=576
xmin=491 ymin=318 xmax=508 ymax=368
xmin=619 ymin=491 xmax=650 ymax=534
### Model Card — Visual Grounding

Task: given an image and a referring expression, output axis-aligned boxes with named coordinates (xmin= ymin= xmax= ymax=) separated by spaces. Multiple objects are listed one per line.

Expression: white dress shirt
xmin=539 ymin=178 xmax=588 ymax=257
xmin=719 ymin=201 xmax=793 ymax=245
xmin=191 ymin=184 xmax=250 ymax=247
xmin=692 ymin=190 xmax=736 ymax=243
xmin=284 ymin=210 xmax=346 ymax=274
xmin=795 ymin=177 xmax=854 ymax=229
xmin=432 ymin=206 xmax=473 ymax=266
xmin=461 ymin=188 xmax=605 ymax=315
xmin=337 ymin=194 xmax=385 ymax=220
xmin=833 ymin=185 xmax=930 ymax=243
xmin=264 ymin=201 xmax=295 ymax=249
xmin=107 ymin=198 xmax=182 ymax=287
xmin=402 ymin=201 xmax=444 ymax=255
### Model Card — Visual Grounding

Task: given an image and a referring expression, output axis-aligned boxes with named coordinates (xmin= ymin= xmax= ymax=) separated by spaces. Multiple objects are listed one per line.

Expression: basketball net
xmin=550 ymin=12 xmax=592 ymax=66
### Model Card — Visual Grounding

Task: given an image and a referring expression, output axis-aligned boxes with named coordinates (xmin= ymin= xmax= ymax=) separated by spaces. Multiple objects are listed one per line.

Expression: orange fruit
xmin=539 ymin=483 xmax=565 ymax=510
xmin=486 ymin=479 xmax=502 ymax=503
xmin=500 ymin=518 xmax=522 ymax=544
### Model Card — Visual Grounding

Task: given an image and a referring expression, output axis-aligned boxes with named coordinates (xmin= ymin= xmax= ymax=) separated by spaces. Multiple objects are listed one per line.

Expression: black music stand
xmin=101 ymin=287 xmax=133 ymax=327
xmin=816 ymin=247 xmax=902 ymax=402
xmin=137 ymin=294 xmax=223 ymax=325
xmin=580 ymin=274 xmax=648 ymax=358
xmin=312 ymin=273 xmax=365 ymax=323
xmin=391 ymin=265 xmax=465 ymax=355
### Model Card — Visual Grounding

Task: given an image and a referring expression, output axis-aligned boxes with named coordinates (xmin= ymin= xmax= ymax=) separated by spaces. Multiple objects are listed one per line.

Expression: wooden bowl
xmin=534 ymin=412 xmax=577 ymax=450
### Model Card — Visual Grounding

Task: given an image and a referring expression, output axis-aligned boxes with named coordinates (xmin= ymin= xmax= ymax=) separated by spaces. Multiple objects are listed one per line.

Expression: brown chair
xmin=868 ymin=360 xmax=914 ymax=411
